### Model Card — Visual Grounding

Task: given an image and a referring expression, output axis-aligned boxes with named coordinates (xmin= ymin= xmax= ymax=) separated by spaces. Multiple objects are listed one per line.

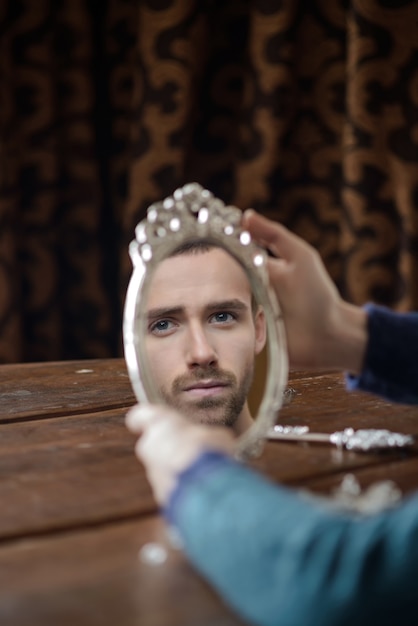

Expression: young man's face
xmin=145 ymin=247 xmax=266 ymax=432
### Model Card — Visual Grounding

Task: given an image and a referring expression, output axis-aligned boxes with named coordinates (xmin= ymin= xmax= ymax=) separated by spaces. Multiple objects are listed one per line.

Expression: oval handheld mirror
xmin=123 ymin=183 xmax=288 ymax=458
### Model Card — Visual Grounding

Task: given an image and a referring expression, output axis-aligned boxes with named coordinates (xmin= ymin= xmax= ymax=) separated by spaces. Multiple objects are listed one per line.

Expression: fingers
xmin=242 ymin=209 xmax=305 ymax=261
xmin=126 ymin=404 xmax=154 ymax=433
xmin=134 ymin=417 xmax=175 ymax=460
xmin=125 ymin=403 xmax=183 ymax=434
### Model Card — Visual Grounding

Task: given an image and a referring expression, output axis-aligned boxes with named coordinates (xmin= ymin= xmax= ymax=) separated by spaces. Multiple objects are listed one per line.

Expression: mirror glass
xmin=123 ymin=183 xmax=288 ymax=458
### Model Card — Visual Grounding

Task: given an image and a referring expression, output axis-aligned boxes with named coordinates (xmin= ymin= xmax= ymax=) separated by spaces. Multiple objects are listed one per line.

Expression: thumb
xmin=125 ymin=404 xmax=179 ymax=434
xmin=243 ymin=210 xmax=302 ymax=261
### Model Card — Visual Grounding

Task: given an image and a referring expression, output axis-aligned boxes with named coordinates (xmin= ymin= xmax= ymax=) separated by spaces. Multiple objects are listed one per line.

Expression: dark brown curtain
xmin=1 ymin=0 xmax=418 ymax=363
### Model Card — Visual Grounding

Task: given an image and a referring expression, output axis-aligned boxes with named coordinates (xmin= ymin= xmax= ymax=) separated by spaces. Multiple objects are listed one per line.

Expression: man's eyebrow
xmin=206 ymin=299 xmax=248 ymax=313
xmin=147 ymin=306 xmax=184 ymax=321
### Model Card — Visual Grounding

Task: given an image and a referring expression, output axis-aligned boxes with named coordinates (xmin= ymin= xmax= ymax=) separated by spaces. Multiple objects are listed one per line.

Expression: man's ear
xmin=254 ymin=306 xmax=267 ymax=355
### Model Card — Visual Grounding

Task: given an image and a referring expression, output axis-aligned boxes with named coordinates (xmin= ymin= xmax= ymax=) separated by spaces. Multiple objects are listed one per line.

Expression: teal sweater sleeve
xmin=166 ymin=452 xmax=418 ymax=626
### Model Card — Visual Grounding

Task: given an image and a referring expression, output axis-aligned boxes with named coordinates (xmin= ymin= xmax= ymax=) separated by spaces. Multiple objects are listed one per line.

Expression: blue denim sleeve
xmin=165 ymin=452 xmax=418 ymax=626
xmin=345 ymin=303 xmax=418 ymax=404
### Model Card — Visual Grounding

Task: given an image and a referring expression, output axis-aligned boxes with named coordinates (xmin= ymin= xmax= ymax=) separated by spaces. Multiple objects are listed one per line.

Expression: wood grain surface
xmin=0 ymin=359 xmax=417 ymax=625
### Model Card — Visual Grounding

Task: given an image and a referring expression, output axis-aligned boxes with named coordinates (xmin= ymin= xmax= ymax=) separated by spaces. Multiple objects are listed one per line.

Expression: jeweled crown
xmin=129 ymin=182 xmax=266 ymax=272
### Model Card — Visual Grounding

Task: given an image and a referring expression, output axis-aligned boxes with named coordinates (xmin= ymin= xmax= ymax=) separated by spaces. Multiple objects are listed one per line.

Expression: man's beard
xmin=159 ymin=364 xmax=254 ymax=428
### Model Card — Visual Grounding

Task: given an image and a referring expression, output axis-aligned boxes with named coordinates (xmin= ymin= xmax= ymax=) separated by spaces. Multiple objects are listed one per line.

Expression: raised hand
xmin=242 ymin=210 xmax=367 ymax=373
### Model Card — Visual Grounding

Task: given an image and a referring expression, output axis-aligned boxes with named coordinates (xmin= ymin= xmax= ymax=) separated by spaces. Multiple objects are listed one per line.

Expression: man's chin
xmin=160 ymin=388 xmax=247 ymax=428
xmin=190 ymin=412 xmax=236 ymax=428
xmin=180 ymin=400 xmax=236 ymax=428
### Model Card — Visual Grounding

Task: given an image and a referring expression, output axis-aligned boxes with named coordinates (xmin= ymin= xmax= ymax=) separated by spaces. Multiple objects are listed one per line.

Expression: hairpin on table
xmin=268 ymin=425 xmax=415 ymax=452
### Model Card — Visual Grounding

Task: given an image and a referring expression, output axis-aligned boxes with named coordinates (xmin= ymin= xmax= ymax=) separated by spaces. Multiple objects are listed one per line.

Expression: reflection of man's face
xmin=145 ymin=247 xmax=266 ymax=434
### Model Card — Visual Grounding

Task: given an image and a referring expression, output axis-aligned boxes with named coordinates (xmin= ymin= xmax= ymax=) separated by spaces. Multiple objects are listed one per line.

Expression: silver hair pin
xmin=268 ymin=425 xmax=415 ymax=452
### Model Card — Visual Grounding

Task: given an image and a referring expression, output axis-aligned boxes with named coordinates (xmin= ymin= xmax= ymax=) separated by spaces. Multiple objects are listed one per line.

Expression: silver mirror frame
xmin=123 ymin=183 xmax=289 ymax=458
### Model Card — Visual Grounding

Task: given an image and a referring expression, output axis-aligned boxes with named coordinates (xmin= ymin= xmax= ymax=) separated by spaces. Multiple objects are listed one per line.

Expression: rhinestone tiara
xmin=128 ymin=182 xmax=267 ymax=275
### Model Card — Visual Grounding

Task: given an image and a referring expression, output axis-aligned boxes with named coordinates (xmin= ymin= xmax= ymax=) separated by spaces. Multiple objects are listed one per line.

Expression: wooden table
xmin=1 ymin=359 xmax=417 ymax=626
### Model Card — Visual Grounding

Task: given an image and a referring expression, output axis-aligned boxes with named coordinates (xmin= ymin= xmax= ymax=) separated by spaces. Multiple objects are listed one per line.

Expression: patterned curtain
xmin=1 ymin=0 xmax=418 ymax=363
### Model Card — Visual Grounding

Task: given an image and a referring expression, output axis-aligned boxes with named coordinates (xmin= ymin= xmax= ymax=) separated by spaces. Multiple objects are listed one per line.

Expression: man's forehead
xmin=147 ymin=247 xmax=252 ymax=308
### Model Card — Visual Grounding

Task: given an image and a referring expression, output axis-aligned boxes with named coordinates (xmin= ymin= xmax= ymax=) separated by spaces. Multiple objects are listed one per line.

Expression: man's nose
xmin=186 ymin=324 xmax=217 ymax=368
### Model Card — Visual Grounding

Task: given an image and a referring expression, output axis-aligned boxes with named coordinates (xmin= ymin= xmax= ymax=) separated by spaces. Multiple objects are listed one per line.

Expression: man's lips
xmin=182 ymin=380 xmax=229 ymax=397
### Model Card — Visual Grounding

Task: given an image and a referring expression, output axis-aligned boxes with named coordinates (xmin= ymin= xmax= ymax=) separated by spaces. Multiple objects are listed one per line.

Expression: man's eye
xmin=210 ymin=312 xmax=235 ymax=324
xmin=149 ymin=320 xmax=175 ymax=335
